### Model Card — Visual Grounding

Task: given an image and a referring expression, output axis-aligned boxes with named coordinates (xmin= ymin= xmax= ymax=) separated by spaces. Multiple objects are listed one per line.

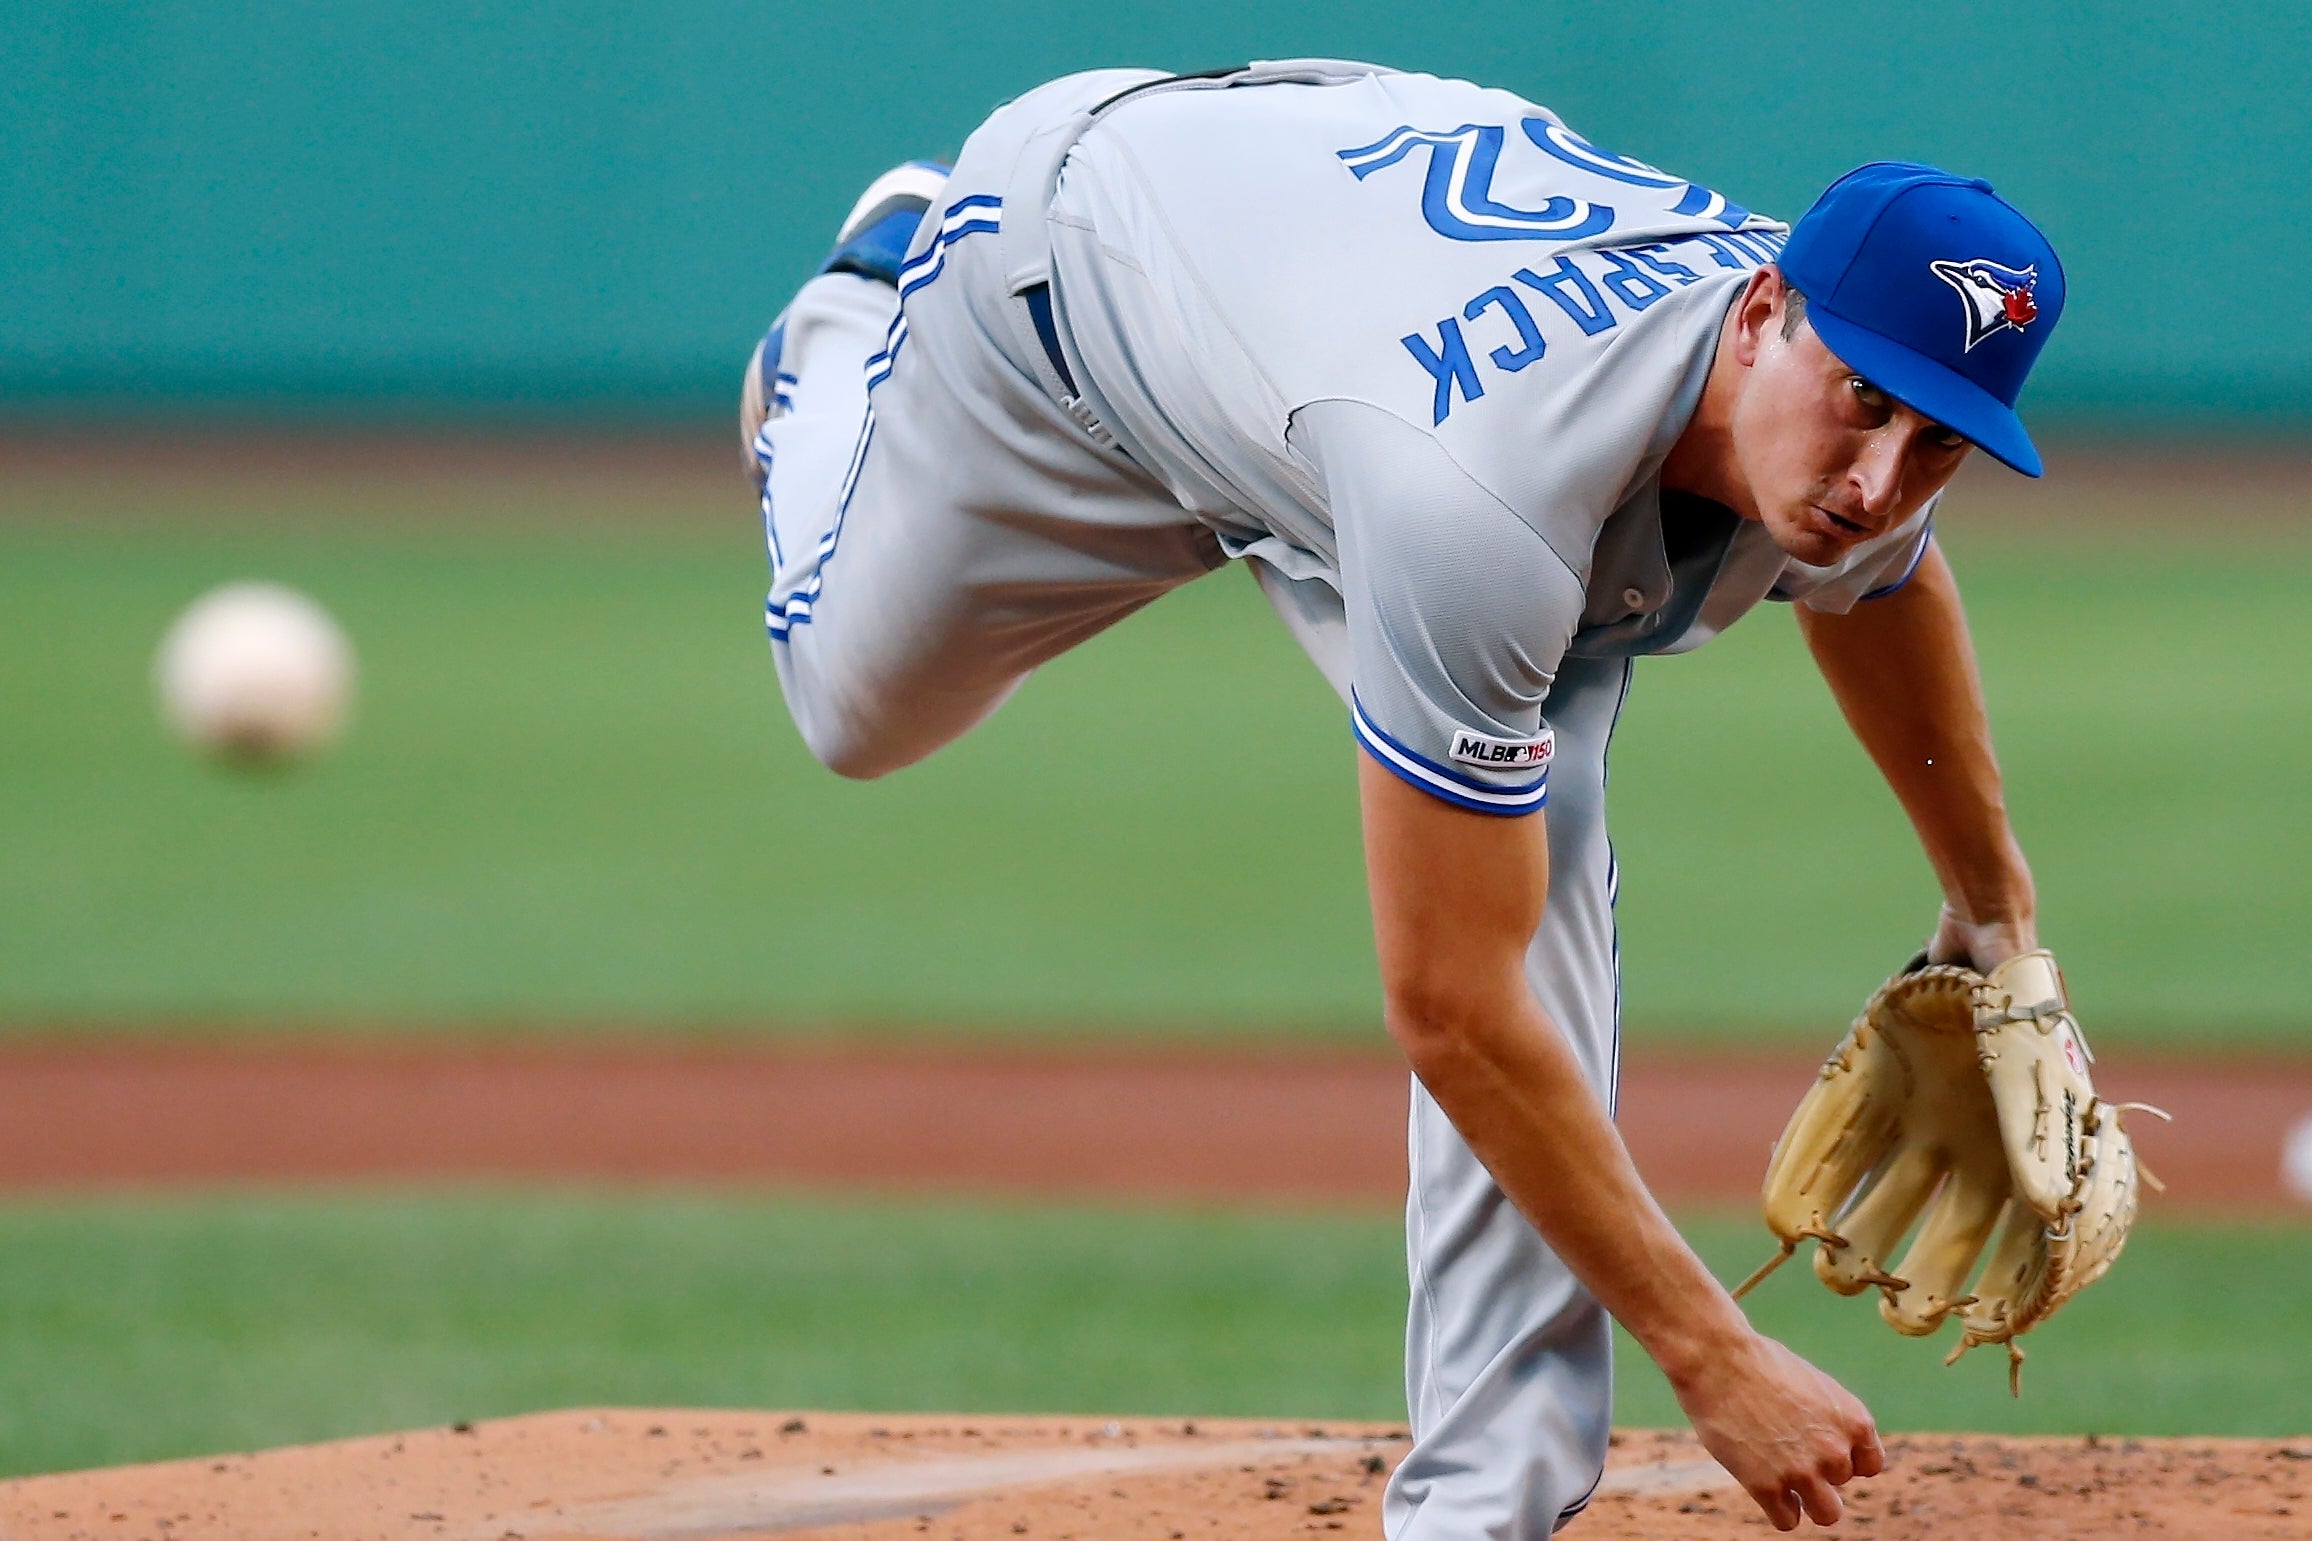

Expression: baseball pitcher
xmin=741 ymin=61 xmax=2124 ymax=1535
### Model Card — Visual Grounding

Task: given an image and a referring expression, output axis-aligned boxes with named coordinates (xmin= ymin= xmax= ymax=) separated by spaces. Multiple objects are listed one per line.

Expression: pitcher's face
xmin=1729 ymin=274 xmax=1972 ymax=567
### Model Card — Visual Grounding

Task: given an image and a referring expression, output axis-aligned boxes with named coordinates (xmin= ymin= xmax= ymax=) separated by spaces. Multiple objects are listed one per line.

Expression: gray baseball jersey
xmin=1046 ymin=68 xmax=1930 ymax=817
xmin=752 ymin=60 xmax=1931 ymax=1540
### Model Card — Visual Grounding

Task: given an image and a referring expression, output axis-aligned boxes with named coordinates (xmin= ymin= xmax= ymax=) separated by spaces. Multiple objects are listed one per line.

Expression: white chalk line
xmin=542 ymin=1435 xmax=1389 ymax=1538
xmin=1592 ymin=1456 xmax=1742 ymax=1498
xmin=524 ymin=1436 xmax=1738 ymax=1538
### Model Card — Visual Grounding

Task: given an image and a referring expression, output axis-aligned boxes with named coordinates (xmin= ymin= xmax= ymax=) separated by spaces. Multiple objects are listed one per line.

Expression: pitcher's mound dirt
xmin=3 ymin=1411 xmax=2306 ymax=1541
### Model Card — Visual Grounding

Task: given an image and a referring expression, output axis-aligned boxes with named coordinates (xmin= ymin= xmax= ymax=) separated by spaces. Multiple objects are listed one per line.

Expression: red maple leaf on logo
xmin=2003 ymin=285 xmax=2039 ymax=327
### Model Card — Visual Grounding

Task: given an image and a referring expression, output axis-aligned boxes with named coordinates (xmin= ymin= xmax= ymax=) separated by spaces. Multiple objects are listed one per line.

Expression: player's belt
xmin=1010 ymin=277 xmax=1128 ymax=458
xmin=1018 ymin=283 xmax=1077 ymax=397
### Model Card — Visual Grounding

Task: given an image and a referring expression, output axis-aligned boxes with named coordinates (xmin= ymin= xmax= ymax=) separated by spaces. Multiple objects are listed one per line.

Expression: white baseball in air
xmin=2284 ymin=1114 xmax=2312 ymax=1206
xmin=155 ymin=582 xmax=355 ymax=765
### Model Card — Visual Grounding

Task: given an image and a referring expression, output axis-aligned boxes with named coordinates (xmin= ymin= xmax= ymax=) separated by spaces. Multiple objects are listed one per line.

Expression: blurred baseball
xmin=2285 ymin=1113 xmax=2312 ymax=1205
xmin=155 ymin=581 xmax=355 ymax=765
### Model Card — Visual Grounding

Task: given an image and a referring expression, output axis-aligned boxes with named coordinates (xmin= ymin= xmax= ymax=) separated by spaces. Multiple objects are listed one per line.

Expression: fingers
xmin=1748 ymin=1468 xmax=1852 ymax=1531
xmin=1794 ymin=1474 xmax=1845 ymax=1527
xmin=1749 ymin=1481 xmax=1801 ymax=1532
xmin=1690 ymin=1337 xmax=1883 ymax=1531
xmin=1854 ymin=1423 xmax=1887 ymax=1478
xmin=1740 ymin=1422 xmax=1879 ymax=1530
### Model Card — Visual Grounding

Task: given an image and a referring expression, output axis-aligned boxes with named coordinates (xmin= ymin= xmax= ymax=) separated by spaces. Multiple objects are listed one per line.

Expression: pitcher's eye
xmin=1849 ymin=377 xmax=1890 ymax=411
xmin=1926 ymin=424 xmax=1968 ymax=452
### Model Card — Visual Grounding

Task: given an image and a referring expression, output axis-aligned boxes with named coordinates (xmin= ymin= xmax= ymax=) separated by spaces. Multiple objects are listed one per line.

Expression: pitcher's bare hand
xmin=1670 ymin=1330 xmax=1883 ymax=1529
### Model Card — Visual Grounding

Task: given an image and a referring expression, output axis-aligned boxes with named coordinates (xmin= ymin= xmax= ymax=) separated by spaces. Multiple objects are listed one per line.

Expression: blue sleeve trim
xmin=1350 ymin=691 xmax=1548 ymax=816
xmin=1859 ymin=516 xmax=1934 ymax=602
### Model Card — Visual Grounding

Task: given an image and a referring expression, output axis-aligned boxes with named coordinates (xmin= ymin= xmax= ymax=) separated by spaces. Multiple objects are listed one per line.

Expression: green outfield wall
xmin=7 ymin=1 xmax=2306 ymax=425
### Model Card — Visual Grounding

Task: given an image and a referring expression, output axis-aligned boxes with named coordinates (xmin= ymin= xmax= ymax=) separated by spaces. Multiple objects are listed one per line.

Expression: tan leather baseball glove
xmin=1733 ymin=951 xmax=2163 ymax=1393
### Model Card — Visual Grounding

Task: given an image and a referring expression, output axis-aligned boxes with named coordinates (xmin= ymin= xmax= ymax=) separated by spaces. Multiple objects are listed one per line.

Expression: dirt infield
xmin=5 ymin=1409 xmax=2306 ymax=1540
xmin=0 ymin=1036 xmax=2302 ymax=1210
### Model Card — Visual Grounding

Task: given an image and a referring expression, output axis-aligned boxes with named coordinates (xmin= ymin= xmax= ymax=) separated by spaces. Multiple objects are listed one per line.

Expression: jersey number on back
xmin=1337 ymin=118 xmax=1748 ymax=245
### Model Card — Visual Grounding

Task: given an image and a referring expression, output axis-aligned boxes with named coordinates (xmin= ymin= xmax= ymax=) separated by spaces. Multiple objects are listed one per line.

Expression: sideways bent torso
xmin=1036 ymin=65 xmax=1930 ymax=806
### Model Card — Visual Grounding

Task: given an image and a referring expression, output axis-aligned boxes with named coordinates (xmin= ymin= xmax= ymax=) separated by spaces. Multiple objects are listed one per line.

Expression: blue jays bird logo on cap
xmin=1929 ymin=258 xmax=2041 ymax=352
xmin=1783 ymin=163 xmax=2062 ymax=474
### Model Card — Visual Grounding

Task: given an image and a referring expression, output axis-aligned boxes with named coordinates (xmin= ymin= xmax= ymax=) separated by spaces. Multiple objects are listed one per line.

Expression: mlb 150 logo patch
xmin=1449 ymin=725 xmax=1555 ymax=770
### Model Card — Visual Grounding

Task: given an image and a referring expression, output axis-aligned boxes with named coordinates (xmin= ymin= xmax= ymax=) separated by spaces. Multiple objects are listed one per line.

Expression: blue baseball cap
xmin=1780 ymin=162 xmax=2064 ymax=477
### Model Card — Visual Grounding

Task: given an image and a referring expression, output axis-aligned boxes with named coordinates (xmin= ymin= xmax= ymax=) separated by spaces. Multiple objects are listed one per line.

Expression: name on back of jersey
xmin=1334 ymin=110 xmax=1789 ymax=426
xmin=1400 ymin=229 xmax=1787 ymax=425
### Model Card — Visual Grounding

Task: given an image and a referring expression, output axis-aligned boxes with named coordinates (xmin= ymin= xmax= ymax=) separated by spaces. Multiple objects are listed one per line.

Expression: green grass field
xmin=2 ymin=463 xmax=2306 ymax=1478
xmin=0 ymin=1192 xmax=2303 ymax=1478
xmin=2 ymin=483 xmax=2306 ymax=1042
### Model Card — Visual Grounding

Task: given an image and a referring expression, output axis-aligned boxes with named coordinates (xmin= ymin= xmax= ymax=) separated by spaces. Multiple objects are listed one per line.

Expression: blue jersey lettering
xmin=1632 ymin=245 xmax=1703 ymax=285
xmin=1339 ymin=123 xmax=1616 ymax=244
xmin=1523 ymin=119 xmax=1750 ymax=229
xmin=1464 ymin=286 xmax=1547 ymax=371
xmin=1516 ymin=258 xmax=1617 ymax=336
xmin=1403 ymin=318 xmax=1486 ymax=422
xmin=1596 ymin=251 xmax=1672 ymax=312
